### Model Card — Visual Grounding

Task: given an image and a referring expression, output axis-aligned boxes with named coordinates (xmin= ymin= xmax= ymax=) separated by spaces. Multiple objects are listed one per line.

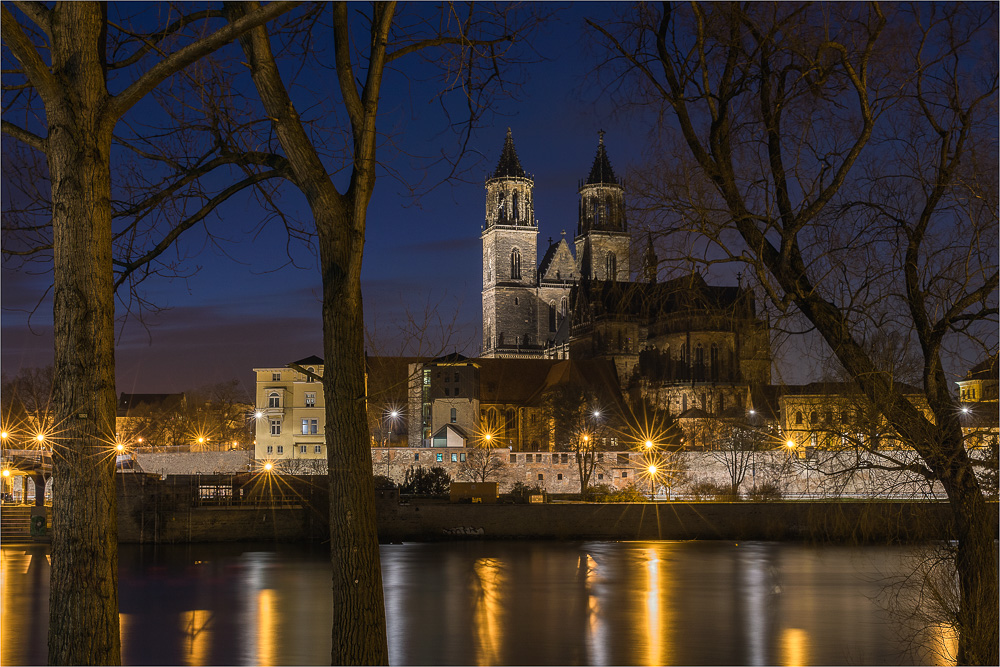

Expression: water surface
xmin=0 ymin=540 xmax=955 ymax=665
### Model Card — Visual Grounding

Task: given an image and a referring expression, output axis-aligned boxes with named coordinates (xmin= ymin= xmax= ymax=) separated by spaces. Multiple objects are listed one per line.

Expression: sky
xmin=4 ymin=3 xmax=679 ymax=398
xmin=4 ymin=2 xmax=982 ymax=399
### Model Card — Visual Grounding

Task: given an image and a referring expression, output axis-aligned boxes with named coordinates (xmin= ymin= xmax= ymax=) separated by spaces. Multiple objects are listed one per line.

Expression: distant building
xmin=957 ymin=353 xmax=998 ymax=403
xmin=253 ymin=356 xmax=326 ymax=462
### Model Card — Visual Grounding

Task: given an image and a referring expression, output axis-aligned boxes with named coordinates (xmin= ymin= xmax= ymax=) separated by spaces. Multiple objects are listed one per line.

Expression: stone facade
xmin=252 ymin=356 xmax=327 ymax=462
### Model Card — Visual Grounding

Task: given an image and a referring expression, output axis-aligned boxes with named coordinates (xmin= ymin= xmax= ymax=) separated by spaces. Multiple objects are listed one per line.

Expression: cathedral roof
xmin=585 ymin=131 xmax=620 ymax=186
xmin=489 ymin=128 xmax=527 ymax=180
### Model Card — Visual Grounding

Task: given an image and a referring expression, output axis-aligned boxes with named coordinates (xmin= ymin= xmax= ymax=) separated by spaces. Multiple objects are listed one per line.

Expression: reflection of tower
xmin=576 ymin=131 xmax=629 ymax=281
xmin=482 ymin=129 xmax=539 ymax=355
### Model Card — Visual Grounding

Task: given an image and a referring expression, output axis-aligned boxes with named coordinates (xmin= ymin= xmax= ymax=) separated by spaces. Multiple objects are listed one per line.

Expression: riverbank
xmin=104 ymin=473 xmax=997 ymax=544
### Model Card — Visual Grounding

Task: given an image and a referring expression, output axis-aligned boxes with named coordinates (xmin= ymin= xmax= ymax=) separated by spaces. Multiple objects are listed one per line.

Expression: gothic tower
xmin=482 ymin=129 xmax=539 ymax=356
xmin=575 ymin=131 xmax=630 ymax=281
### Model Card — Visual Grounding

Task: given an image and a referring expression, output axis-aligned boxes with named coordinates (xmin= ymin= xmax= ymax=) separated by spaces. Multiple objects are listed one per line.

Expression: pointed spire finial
xmin=506 ymin=127 xmax=512 ymax=138
xmin=598 ymin=129 xmax=605 ymax=145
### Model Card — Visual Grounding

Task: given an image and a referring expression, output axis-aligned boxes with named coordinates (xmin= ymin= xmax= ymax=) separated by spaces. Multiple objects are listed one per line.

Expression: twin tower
xmin=481 ymin=129 xmax=630 ymax=358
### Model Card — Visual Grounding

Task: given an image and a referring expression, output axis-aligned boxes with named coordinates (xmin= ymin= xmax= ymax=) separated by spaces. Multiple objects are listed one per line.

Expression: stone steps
xmin=1 ymin=505 xmax=33 ymax=539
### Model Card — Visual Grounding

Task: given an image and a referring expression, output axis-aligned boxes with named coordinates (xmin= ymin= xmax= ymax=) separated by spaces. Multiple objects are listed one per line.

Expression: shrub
xmin=690 ymin=481 xmax=741 ymax=501
xmin=372 ymin=475 xmax=396 ymax=490
xmin=399 ymin=466 xmax=451 ymax=495
xmin=747 ymin=482 xmax=783 ymax=501
xmin=586 ymin=483 xmax=648 ymax=502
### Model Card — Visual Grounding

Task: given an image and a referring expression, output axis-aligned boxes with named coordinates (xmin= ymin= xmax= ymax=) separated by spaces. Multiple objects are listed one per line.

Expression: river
xmin=1 ymin=540 xmax=955 ymax=665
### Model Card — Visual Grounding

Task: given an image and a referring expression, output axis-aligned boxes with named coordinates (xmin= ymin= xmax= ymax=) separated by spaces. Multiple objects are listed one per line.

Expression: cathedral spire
xmin=642 ymin=232 xmax=658 ymax=283
xmin=585 ymin=129 xmax=620 ymax=185
xmin=490 ymin=127 xmax=527 ymax=180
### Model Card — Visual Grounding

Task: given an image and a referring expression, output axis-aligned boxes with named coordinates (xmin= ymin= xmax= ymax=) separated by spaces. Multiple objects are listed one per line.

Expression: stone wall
xmin=135 ymin=450 xmax=252 ymax=475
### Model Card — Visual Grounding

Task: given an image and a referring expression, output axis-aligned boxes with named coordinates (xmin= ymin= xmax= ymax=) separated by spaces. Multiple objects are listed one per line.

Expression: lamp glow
xmin=263 ymin=462 xmax=273 ymax=471
xmin=116 ymin=443 xmax=124 ymax=452
xmin=2 ymin=469 xmax=10 ymax=478
xmin=255 ymin=411 xmax=263 ymax=419
xmin=35 ymin=434 xmax=45 ymax=442
xmin=786 ymin=440 xmax=795 ymax=449
xmin=645 ymin=440 xmax=653 ymax=449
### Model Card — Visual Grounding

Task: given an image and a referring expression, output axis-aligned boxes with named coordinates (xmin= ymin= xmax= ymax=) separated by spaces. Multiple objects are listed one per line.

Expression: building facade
xmin=253 ymin=356 xmax=327 ymax=462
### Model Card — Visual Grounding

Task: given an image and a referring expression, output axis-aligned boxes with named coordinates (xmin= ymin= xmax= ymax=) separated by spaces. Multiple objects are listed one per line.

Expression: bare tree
xmin=458 ymin=446 xmax=508 ymax=483
xmin=1 ymin=4 xmax=297 ymax=663
xmin=590 ymin=3 xmax=998 ymax=662
xmin=221 ymin=2 xmax=544 ymax=661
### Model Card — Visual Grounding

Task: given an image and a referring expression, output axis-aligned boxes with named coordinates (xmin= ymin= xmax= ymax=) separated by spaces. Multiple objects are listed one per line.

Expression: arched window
xmin=605 ymin=251 xmax=617 ymax=280
xmin=485 ymin=408 xmax=498 ymax=431
xmin=560 ymin=297 xmax=568 ymax=318
xmin=810 ymin=411 xmax=818 ymax=424
xmin=795 ymin=411 xmax=804 ymax=425
xmin=510 ymin=248 xmax=521 ymax=279
xmin=505 ymin=408 xmax=517 ymax=438
xmin=549 ymin=303 xmax=556 ymax=332
xmin=710 ymin=344 xmax=719 ymax=381
xmin=268 ymin=392 xmax=280 ymax=408
xmin=695 ymin=344 xmax=704 ymax=365
xmin=513 ymin=191 xmax=519 ymax=222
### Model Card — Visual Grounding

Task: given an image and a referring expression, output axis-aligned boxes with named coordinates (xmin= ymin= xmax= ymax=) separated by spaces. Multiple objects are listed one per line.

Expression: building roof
xmin=291 ymin=355 xmax=324 ymax=366
xmin=585 ymin=131 xmax=620 ymax=186
xmin=778 ymin=381 xmax=924 ymax=397
xmin=488 ymin=128 xmax=528 ymax=180
xmin=476 ymin=358 xmax=558 ymax=405
xmin=572 ymin=273 xmax=753 ymax=322
xmin=964 ymin=353 xmax=999 ymax=381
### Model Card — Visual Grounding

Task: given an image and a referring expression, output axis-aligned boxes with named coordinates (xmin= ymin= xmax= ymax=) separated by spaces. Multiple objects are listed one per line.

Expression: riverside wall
xmin=114 ymin=474 xmax=998 ymax=545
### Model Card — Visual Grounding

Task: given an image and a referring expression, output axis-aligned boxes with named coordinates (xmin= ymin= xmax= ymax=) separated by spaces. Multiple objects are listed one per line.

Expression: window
xmin=549 ymin=303 xmax=556 ymax=332
xmin=510 ymin=249 xmax=521 ymax=279
xmin=825 ymin=411 xmax=833 ymax=423
xmin=537 ymin=473 xmax=544 ymax=481
xmin=436 ymin=453 xmax=443 ymax=462
xmin=301 ymin=419 xmax=318 ymax=435
xmin=454 ymin=372 xmax=460 ymax=382
xmin=454 ymin=387 xmax=460 ymax=396
xmin=277 ymin=445 xmax=284 ymax=454
xmin=557 ymin=473 xmax=563 ymax=480
xmin=796 ymin=411 xmax=804 ymax=425
xmin=450 ymin=408 xmax=457 ymax=424
xmin=305 ymin=392 xmax=316 ymax=407
xmin=561 ymin=453 xmax=568 ymax=464
xmin=622 ymin=471 xmax=628 ymax=478
xmin=597 ymin=473 xmax=604 ymax=481
xmin=451 ymin=453 xmax=458 ymax=462
xmin=268 ymin=392 xmax=280 ymax=408
xmin=444 ymin=388 xmax=450 ymax=396
xmin=414 ymin=453 xmax=420 ymax=461
xmin=270 ymin=419 xmax=281 ymax=436
xmin=606 ymin=251 xmax=616 ymax=279
xmin=510 ymin=453 xmax=517 ymax=463
xmin=597 ymin=453 xmax=604 ymax=462
xmin=810 ymin=411 xmax=818 ymax=424
xmin=314 ymin=445 xmax=322 ymax=453
xmin=460 ymin=453 xmax=466 ymax=462
xmin=300 ymin=445 xmax=307 ymax=453
xmin=272 ymin=372 xmax=281 ymax=381
xmin=267 ymin=445 xmax=273 ymax=454
xmin=553 ymin=453 xmax=559 ymax=464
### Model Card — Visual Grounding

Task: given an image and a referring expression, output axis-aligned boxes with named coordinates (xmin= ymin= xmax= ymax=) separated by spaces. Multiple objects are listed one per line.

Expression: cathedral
xmin=480 ymin=129 xmax=771 ymax=406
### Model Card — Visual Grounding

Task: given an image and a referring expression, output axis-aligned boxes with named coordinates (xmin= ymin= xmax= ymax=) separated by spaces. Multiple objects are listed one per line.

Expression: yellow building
xmin=254 ymin=356 xmax=326 ymax=463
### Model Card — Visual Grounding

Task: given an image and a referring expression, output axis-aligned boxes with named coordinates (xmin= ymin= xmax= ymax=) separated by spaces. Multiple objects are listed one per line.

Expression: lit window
xmin=268 ymin=393 xmax=280 ymax=408
xmin=301 ymin=419 xmax=318 ymax=435
xmin=450 ymin=408 xmax=457 ymax=424
xmin=305 ymin=392 xmax=316 ymax=407
xmin=314 ymin=445 xmax=322 ymax=453
xmin=436 ymin=453 xmax=443 ymax=462
xmin=414 ymin=453 xmax=420 ymax=461
xmin=277 ymin=445 xmax=284 ymax=454
xmin=460 ymin=453 xmax=466 ymax=462
xmin=451 ymin=453 xmax=458 ymax=462
xmin=270 ymin=419 xmax=281 ymax=436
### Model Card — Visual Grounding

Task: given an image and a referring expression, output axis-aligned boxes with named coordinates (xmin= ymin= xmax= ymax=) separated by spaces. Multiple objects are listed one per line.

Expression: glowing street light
xmin=35 ymin=433 xmax=45 ymax=443
xmin=647 ymin=464 xmax=658 ymax=500
xmin=644 ymin=439 xmax=654 ymax=450
xmin=254 ymin=411 xmax=264 ymax=419
xmin=2 ymin=469 xmax=10 ymax=478
xmin=263 ymin=462 xmax=274 ymax=472
xmin=116 ymin=443 xmax=125 ymax=452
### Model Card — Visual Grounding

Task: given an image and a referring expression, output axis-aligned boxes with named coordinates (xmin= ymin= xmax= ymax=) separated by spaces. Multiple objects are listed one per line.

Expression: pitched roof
xmin=572 ymin=273 xmax=752 ymax=321
xmin=291 ymin=355 xmax=324 ymax=366
xmin=489 ymin=128 xmax=527 ymax=180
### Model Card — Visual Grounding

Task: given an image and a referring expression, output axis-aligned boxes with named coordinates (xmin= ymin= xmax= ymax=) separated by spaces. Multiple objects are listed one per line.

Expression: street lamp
xmin=647 ymin=464 xmax=658 ymax=500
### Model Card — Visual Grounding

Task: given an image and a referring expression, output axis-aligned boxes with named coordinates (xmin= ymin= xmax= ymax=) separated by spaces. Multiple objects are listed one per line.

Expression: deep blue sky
xmin=5 ymin=3 xmax=693 ymax=397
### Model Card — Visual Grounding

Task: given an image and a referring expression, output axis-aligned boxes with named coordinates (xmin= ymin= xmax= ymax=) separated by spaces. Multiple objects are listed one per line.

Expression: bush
xmin=585 ymin=483 xmax=648 ymax=503
xmin=747 ymin=482 xmax=783 ymax=501
xmin=690 ymin=481 xmax=741 ymax=501
xmin=399 ymin=466 xmax=451 ymax=495
xmin=372 ymin=475 xmax=396 ymax=490
xmin=508 ymin=482 xmax=545 ymax=504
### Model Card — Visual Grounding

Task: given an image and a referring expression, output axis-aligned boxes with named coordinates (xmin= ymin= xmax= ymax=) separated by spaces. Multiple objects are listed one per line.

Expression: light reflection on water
xmin=0 ymin=541 xmax=955 ymax=666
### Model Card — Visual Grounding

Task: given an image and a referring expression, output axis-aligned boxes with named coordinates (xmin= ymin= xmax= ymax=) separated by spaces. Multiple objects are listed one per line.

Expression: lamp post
xmin=647 ymin=464 xmax=658 ymax=500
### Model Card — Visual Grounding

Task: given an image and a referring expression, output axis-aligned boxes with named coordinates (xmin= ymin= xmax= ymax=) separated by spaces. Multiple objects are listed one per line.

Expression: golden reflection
xmin=780 ymin=627 xmax=810 ymax=666
xmin=119 ymin=613 xmax=130 ymax=659
xmin=473 ymin=557 xmax=505 ymax=666
xmin=642 ymin=548 xmax=672 ymax=666
xmin=180 ymin=609 xmax=212 ymax=666
xmin=926 ymin=622 xmax=958 ymax=666
xmin=257 ymin=588 xmax=277 ymax=667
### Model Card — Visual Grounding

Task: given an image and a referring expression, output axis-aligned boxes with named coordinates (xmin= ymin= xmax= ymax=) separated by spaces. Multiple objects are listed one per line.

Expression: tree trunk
xmin=318 ymin=209 xmax=389 ymax=665
xmin=45 ymin=4 xmax=121 ymax=664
